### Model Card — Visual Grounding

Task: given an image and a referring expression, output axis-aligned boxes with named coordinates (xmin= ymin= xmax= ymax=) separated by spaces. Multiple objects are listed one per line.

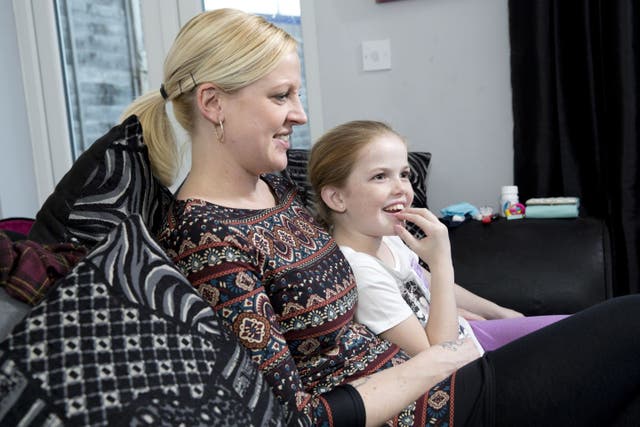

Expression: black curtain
xmin=508 ymin=1 xmax=639 ymax=296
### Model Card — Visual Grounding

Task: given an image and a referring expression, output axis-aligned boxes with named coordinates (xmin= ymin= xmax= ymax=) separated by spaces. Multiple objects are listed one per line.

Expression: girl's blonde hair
xmin=121 ymin=8 xmax=298 ymax=186
xmin=308 ymin=120 xmax=404 ymax=228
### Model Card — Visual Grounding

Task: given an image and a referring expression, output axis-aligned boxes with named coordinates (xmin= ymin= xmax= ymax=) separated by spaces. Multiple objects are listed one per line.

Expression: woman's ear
xmin=321 ymin=186 xmax=346 ymax=213
xmin=196 ymin=83 xmax=224 ymax=125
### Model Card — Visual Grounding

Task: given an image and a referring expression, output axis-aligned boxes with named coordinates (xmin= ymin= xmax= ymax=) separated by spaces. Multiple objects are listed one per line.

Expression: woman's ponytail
xmin=121 ymin=91 xmax=177 ymax=187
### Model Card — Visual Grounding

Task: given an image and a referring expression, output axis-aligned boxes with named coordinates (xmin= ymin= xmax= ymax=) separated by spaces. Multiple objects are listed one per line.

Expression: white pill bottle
xmin=500 ymin=185 xmax=519 ymax=216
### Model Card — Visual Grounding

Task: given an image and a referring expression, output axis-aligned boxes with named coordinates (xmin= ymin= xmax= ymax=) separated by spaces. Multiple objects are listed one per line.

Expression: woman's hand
xmin=393 ymin=207 xmax=452 ymax=269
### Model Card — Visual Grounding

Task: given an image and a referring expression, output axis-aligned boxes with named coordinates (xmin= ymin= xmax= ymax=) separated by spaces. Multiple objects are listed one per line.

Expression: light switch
xmin=362 ymin=39 xmax=391 ymax=71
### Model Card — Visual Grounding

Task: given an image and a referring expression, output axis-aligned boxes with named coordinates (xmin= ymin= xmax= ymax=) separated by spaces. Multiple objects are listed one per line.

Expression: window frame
xmin=13 ymin=0 xmax=322 ymax=205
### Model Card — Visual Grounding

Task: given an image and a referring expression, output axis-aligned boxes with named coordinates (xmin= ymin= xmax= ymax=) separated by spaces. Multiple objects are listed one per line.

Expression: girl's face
xmin=222 ymin=51 xmax=307 ymax=174
xmin=337 ymin=134 xmax=414 ymax=237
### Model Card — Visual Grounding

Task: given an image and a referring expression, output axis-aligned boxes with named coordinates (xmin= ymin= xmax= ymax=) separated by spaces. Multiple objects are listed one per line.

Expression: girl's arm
xmin=379 ymin=314 xmax=431 ymax=356
xmin=418 ymin=271 xmax=525 ymax=320
xmin=454 ymin=283 xmax=524 ymax=319
xmin=394 ymin=208 xmax=459 ymax=344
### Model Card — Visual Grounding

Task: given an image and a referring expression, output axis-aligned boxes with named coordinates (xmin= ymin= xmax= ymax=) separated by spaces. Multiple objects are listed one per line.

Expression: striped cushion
xmin=405 ymin=151 xmax=431 ymax=239
xmin=29 ymin=115 xmax=174 ymax=247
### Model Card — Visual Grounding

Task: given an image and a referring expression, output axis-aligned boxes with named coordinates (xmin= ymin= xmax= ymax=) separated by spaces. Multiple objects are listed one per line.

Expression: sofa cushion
xmin=404 ymin=151 xmax=432 ymax=239
xmin=448 ymin=217 xmax=612 ymax=315
xmin=283 ymin=148 xmax=315 ymax=210
xmin=0 ymin=215 xmax=286 ymax=426
xmin=28 ymin=115 xmax=174 ymax=247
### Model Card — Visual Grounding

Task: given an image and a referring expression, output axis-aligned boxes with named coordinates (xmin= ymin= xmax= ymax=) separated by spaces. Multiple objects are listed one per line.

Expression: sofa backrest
xmin=448 ymin=216 xmax=613 ymax=315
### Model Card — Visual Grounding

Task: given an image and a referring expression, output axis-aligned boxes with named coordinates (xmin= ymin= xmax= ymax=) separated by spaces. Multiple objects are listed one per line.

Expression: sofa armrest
xmin=448 ymin=217 xmax=612 ymax=316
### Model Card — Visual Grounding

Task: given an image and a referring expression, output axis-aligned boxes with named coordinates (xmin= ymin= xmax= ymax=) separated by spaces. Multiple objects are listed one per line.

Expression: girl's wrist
xmin=425 ymin=258 xmax=454 ymax=275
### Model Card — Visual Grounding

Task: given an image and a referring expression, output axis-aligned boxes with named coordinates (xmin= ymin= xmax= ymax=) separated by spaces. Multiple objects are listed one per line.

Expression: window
xmin=55 ymin=0 xmax=147 ymax=159
xmin=204 ymin=0 xmax=311 ymax=148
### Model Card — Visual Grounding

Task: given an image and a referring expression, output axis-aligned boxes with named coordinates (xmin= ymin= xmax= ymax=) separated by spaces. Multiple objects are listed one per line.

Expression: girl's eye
xmin=401 ymin=170 xmax=412 ymax=179
xmin=372 ymin=173 xmax=386 ymax=181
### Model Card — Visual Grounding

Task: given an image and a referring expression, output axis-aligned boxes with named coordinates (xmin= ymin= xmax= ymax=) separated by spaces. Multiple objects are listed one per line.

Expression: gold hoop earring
xmin=218 ymin=121 xmax=224 ymax=143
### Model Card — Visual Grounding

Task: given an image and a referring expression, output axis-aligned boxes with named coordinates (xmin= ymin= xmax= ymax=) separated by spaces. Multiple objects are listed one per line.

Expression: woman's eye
xmin=373 ymin=173 xmax=385 ymax=181
xmin=401 ymin=171 xmax=412 ymax=179
xmin=274 ymin=92 xmax=289 ymax=101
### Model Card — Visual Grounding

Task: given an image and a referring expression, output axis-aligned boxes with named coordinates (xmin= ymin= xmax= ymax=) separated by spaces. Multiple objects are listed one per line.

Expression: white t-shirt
xmin=340 ymin=236 xmax=484 ymax=354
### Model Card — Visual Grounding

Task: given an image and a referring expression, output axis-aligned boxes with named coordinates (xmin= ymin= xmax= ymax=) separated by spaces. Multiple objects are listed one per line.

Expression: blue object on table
xmin=525 ymin=204 xmax=579 ymax=218
xmin=440 ymin=202 xmax=480 ymax=219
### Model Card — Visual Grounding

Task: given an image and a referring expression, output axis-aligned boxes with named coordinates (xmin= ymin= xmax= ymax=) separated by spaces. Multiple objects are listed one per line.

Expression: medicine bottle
xmin=500 ymin=185 xmax=519 ymax=216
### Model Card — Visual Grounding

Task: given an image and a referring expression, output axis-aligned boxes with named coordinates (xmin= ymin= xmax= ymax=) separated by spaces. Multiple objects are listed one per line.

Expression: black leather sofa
xmin=448 ymin=216 xmax=612 ymax=316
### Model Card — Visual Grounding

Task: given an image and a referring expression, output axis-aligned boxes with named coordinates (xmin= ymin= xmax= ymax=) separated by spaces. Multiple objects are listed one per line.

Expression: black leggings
xmin=455 ymin=294 xmax=640 ymax=426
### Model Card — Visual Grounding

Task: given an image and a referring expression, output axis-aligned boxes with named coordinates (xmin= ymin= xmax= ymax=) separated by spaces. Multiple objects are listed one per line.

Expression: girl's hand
xmin=393 ymin=207 xmax=452 ymax=268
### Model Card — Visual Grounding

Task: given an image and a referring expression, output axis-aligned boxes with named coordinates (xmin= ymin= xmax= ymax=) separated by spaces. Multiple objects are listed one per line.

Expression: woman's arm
xmin=352 ymin=338 xmax=480 ymax=427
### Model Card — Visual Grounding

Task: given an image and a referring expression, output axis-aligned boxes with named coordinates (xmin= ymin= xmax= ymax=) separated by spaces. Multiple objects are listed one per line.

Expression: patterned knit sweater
xmin=158 ymin=174 xmax=454 ymax=426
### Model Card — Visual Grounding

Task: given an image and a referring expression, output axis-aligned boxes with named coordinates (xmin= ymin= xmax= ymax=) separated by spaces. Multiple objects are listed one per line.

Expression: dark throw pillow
xmin=28 ymin=115 xmax=174 ymax=247
xmin=0 ymin=215 xmax=286 ymax=426
xmin=407 ymin=151 xmax=431 ymax=211
xmin=405 ymin=151 xmax=432 ymax=239
xmin=282 ymin=148 xmax=315 ymax=210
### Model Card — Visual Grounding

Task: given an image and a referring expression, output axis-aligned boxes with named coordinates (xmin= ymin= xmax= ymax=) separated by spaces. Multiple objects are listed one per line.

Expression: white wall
xmin=0 ymin=0 xmax=513 ymax=218
xmin=0 ymin=0 xmax=39 ymax=218
xmin=310 ymin=0 xmax=513 ymax=213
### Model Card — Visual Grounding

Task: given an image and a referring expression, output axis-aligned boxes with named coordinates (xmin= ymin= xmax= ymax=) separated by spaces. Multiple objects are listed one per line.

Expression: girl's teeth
xmin=384 ymin=204 xmax=404 ymax=212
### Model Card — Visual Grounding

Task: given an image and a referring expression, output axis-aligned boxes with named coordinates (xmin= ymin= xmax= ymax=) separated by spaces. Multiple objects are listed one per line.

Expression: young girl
xmin=308 ymin=120 xmax=566 ymax=353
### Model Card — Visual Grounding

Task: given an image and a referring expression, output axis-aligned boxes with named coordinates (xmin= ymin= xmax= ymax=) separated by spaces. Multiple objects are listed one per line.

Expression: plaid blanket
xmin=0 ymin=231 xmax=87 ymax=305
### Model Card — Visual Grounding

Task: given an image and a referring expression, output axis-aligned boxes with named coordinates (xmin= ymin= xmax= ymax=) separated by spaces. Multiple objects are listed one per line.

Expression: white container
xmin=500 ymin=185 xmax=519 ymax=216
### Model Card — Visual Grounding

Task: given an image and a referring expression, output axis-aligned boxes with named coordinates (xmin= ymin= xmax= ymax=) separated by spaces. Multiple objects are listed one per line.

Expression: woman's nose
xmin=289 ymin=97 xmax=308 ymax=125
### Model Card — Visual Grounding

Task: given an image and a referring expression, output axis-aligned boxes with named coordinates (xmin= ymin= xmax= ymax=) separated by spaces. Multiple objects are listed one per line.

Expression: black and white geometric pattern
xmin=282 ymin=149 xmax=315 ymax=211
xmin=1 ymin=215 xmax=286 ymax=426
xmin=29 ymin=115 xmax=175 ymax=248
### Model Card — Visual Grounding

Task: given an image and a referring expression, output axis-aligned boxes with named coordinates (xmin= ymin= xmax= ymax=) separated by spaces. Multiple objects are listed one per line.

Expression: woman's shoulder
xmin=159 ymin=199 xmax=248 ymax=251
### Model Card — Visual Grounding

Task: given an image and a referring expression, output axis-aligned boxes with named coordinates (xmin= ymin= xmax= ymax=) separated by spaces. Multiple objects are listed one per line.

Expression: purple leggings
xmin=469 ymin=314 xmax=569 ymax=351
